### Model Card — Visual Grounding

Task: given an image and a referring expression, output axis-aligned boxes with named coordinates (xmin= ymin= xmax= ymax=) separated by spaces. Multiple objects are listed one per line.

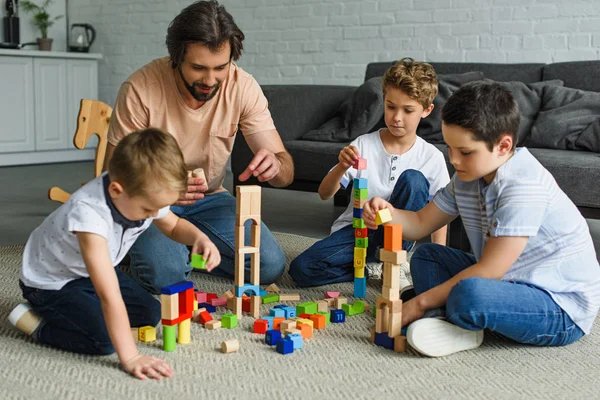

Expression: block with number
xmin=353 ymin=158 xmax=367 ymax=170
xmin=375 ymin=208 xmax=392 ymax=225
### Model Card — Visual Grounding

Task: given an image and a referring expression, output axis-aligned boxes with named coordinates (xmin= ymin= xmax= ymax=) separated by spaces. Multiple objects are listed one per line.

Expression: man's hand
xmin=175 ymin=176 xmax=208 ymax=206
xmin=363 ymin=197 xmax=394 ymax=230
xmin=339 ymin=145 xmax=360 ymax=170
xmin=238 ymin=148 xmax=282 ymax=183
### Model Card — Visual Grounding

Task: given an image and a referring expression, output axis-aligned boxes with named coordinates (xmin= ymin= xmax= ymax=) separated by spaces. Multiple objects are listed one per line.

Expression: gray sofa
xmin=232 ymin=61 xmax=600 ymax=247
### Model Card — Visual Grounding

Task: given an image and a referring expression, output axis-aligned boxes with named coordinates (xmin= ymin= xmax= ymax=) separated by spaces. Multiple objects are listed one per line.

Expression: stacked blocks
xmin=352 ymin=160 xmax=368 ymax=299
xmin=160 ymin=281 xmax=195 ymax=351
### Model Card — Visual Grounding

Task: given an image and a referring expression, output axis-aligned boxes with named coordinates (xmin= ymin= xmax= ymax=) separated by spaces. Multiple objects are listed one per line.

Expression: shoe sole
xmin=407 ymin=318 xmax=484 ymax=357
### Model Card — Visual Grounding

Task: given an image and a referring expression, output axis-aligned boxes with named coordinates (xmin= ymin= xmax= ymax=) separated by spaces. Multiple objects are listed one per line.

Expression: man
xmin=104 ymin=0 xmax=294 ymax=294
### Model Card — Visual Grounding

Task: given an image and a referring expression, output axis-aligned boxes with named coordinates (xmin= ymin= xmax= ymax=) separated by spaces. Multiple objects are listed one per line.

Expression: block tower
xmin=371 ymin=211 xmax=407 ymax=352
xmin=352 ymin=157 xmax=368 ymax=298
xmin=232 ymin=185 xmax=262 ymax=318
xmin=160 ymin=280 xmax=195 ymax=351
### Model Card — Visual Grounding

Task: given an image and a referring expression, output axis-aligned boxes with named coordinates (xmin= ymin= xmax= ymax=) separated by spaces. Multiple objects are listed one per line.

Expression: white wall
xmin=67 ymin=0 xmax=600 ymax=106
xmin=1 ymin=0 xmax=67 ymax=51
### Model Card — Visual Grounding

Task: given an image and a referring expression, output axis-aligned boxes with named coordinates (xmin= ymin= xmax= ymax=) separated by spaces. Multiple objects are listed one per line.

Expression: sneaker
xmin=8 ymin=303 xmax=43 ymax=336
xmin=407 ymin=318 xmax=484 ymax=357
xmin=399 ymin=260 xmax=411 ymax=288
xmin=366 ymin=261 xmax=383 ymax=280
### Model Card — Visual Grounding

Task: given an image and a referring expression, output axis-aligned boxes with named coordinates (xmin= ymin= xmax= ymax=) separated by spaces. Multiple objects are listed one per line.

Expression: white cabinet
xmin=0 ymin=56 xmax=35 ymax=152
xmin=0 ymin=49 xmax=101 ymax=166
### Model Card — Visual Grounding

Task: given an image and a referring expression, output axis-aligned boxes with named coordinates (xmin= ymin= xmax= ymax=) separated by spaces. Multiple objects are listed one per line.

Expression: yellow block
xmin=354 ymin=267 xmax=365 ymax=278
xmin=177 ymin=319 xmax=191 ymax=344
xmin=354 ymin=247 xmax=367 ymax=260
xmin=375 ymin=208 xmax=392 ymax=225
xmin=354 ymin=256 xmax=365 ymax=269
xmin=139 ymin=326 xmax=156 ymax=342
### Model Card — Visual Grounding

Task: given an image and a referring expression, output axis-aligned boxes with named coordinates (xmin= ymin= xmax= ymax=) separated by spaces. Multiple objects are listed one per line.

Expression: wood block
xmin=370 ymin=327 xmax=375 ymax=343
xmin=388 ymin=311 xmax=402 ymax=338
xmin=384 ymin=224 xmax=403 ymax=252
xmin=284 ymin=328 xmax=302 ymax=336
xmin=354 ymin=247 xmax=367 ymax=260
xmin=231 ymin=297 xmax=243 ymax=318
xmin=205 ymin=320 xmax=222 ymax=330
xmin=211 ymin=298 xmax=228 ymax=307
xmin=297 ymin=323 xmax=313 ymax=339
xmin=353 ymin=256 xmax=365 ymax=269
xmin=354 ymin=266 xmax=365 ymax=279
xmin=273 ymin=317 xmax=285 ymax=330
xmin=221 ymin=339 xmax=240 ymax=354
xmin=280 ymin=320 xmax=297 ymax=331
xmin=198 ymin=310 xmax=213 ymax=325
xmin=220 ymin=290 xmax=234 ymax=299
xmin=353 ymin=197 xmax=367 ymax=209
xmin=250 ymin=296 xmax=261 ymax=319
xmin=382 ymin=263 xmax=401 ymax=289
xmin=324 ymin=298 xmax=336 ymax=307
xmin=354 ymin=228 xmax=368 ymax=238
xmin=309 ymin=314 xmax=326 ymax=330
xmin=353 ymin=157 xmax=367 ymax=170
xmin=325 ymin=291 xmax=340 ymax=298
xmin=278 ymin=293 xmax=300 ymax=301
xmin=380 ymin=249 xmax=406 ymax=265
xmin=191 ymin=168 xmax=206 ymax=182
xmin=381 ymin=286 xmax=400 ymax=301
xmin=376 ymin=297 xmax=403 ymax=313
xmin=394 ymin=335 xmax=407 ymax=353
xmin=160 ymin=293 xmax=178 ymax=320
xmin=375 ymin=304 xmax=389 ymax=333
xmin=178 ymin=318 xmax=191 ymax=344
xmin=317 ymin=300 xmax=329 ymax=313
xmin=375 ymin=208 xmax=393 ymax=225
xmin=131 ymin=328 xmax=139 ymax=343
xmin=250 ymin=252 xmax=260 ymax=285
xmin=251 ymin=223 xmax=261 ymax=250
xmin=265 ymin=283 xmax=280 ymax=293
xmin=334 ymin=296 xmax=347 ymax=309
xmin=139 ymin=326 xmax=156 ymax=342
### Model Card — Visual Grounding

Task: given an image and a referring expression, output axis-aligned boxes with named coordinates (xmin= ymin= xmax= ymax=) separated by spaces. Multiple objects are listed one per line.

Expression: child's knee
xmin=446 ymin=278 xmax=489 ymax=328
xmin=398 ymin=169 xmax=429 ymax=192
xmin=288 ymin=255 xmax=313 ymax=287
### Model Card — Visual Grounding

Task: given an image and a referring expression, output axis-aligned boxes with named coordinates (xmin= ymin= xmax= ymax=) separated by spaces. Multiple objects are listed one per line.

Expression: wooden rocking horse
xmin=48 ymin=99 xmax=113 ymax=203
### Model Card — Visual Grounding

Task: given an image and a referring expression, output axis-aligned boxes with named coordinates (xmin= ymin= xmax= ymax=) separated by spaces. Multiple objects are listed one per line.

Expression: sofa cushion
xmin=285 ymin=140 xmax=346 ymax=181
xmin=300 ymin=77 xmax=384 ymax=143
xmin=543 ymin=61 xmax=600 ymax=93
xmin=526 ymin=85 xmax=600 ymax=152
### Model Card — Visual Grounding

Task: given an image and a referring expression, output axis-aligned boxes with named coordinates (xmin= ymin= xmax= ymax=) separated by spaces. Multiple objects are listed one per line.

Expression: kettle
xmin=69 ymin=24 xmax=96 ymax=53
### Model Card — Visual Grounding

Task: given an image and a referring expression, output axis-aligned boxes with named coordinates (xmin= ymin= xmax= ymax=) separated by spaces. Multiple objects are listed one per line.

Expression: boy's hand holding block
xmin=191 ymin=254 xmax=207 ymax=269
xmin=353 ymin=157 xmax=367 ymax=170
xmin=375 ymin=208 xmax=392 ymax=226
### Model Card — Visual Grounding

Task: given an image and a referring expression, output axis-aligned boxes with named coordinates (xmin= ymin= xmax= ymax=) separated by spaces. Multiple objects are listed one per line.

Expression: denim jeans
xmin=289 ymin=169 xmax=430 ymax=287
xmin=411 ymin=243 xmax=585 ymax=346
xmin=19 ymin=270 xmax=160 ymax=355
xmin=128 ymin=191 xmax=286 ymax=294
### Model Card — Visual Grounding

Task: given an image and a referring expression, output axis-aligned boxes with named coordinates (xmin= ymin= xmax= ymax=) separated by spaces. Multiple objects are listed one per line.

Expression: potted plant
xmin=21 ymin=0 xmax=63 ymax=51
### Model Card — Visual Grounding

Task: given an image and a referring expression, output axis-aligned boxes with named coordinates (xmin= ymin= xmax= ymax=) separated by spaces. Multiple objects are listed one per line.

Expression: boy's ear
xmin=497 ymin=133 xmax=514 ymax=156
xmin=108 ymin=181 xmax=125 ymax=199
xmin=421 ymin=103 xmax=434 ymax=118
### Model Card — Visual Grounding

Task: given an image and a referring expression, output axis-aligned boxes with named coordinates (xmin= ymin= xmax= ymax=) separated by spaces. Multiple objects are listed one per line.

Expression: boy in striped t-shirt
xmin=363 ymin=81 xmax=600 ymax=357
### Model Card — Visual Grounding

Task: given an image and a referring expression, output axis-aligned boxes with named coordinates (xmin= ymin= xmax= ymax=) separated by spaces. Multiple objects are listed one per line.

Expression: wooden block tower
xmin=160 ymin=280 xmax=195 ymax=351
xmin=370 ymin=211 xmax=406 ymax=352
xmin=232 ymin=185 xmax=262 ymax=319
xmin=352 ymin=157 xmax=368 ymax=298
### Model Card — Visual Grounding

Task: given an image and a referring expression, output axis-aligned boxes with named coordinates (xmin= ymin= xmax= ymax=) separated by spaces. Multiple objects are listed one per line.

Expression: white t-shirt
xmin=331 ymin=130 xmax=450 ymax=234
xmin=21 ymin=172 xmax=170 ymax=290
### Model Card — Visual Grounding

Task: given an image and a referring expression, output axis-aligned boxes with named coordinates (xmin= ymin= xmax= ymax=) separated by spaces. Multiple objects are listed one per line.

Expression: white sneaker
xmin=8 ymin=303 xmax=43 ymax=336
xmin=366 ymin=262 xmax=383 ymax=280
xmin=407 ymin=318 xmax=484 ymax=357
xmin=399 ymin=260 xmax=411 ymax=288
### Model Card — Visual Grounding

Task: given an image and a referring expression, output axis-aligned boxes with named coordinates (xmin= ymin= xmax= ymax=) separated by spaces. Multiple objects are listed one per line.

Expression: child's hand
xmin=338 ymin=145 xmax=359 ymax=169
xmin=122 ymin=353 xmax=173 ymax=380
xmin=192 ymin=238 xmax=221 ymax=272
xmin=363 ymin=197 xmax=393 ymax=229
xmin=402 ymin=298 xmax=425 ymax=327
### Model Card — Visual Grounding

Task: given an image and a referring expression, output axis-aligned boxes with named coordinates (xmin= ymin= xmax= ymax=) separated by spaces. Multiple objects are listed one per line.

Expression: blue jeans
xmin=289 ymin=169 xmax=430 ymax=287
xmin=411 ymin=243 xmax=585 ymax=346
xmin=128 ymin=191 xmax=286 ymax=294
xmin=19 ymin=270 xmax=160 ymax=355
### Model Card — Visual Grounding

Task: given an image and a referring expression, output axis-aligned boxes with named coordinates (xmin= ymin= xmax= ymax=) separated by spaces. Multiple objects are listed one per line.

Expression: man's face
xmin=178 ymin=41 xmax=231 ymax=102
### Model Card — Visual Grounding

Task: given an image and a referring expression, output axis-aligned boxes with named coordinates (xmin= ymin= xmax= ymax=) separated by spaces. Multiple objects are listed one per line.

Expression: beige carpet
xmin=1 ymin=233 xmax=599 ymax=400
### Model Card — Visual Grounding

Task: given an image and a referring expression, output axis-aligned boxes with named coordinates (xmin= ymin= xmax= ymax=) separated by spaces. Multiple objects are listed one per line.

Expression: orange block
xmin=383 ymin=224 xmax=403 ymax=252
xmin=273 ymin=317 xmax=285 ymax=330
xmin=309 ymin=314 xmax=326 ymax=330
xmin=297 ymin=323 xmax=313 ymax=339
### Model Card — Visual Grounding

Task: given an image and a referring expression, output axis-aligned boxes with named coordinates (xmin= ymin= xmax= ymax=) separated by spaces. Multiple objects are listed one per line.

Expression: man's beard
xmin=178 ymin=67 xmax=220 ymax=102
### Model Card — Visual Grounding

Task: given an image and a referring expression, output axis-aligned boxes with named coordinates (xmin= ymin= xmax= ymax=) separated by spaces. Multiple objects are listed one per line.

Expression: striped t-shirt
xmin=434 ymin=148 xmax=600 ymax=334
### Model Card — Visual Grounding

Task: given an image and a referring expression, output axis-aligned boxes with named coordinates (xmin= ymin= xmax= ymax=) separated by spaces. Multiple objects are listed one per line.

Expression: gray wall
xmin=68 ymin=0 xmax=600 ymax=106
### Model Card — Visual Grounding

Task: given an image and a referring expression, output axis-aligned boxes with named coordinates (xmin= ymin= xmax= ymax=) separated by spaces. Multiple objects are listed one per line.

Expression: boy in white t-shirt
xmin=8 ymin=129 xmax=220 ymax=380
xmin=289 ymin=58 xmax=450 ymax=288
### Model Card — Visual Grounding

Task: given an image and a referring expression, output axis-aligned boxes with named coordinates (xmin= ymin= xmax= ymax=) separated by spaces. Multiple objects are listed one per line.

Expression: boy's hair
xmin=382 ymin=57 xmax=438 ymax=108
xmin=166 ymin=0 xmax=245 ymax=69
xmin=108 ymin=128 xmax=188 ymax=197
xmin=441 ymin=81 xmax=520 ymax=151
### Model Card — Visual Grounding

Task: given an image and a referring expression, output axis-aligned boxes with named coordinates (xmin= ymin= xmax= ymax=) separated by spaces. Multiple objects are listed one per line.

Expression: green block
xmin=297 ymin=301 xmax=318 ymax=315
xmin=163 ymin=325 xmax=176 ymax=352
xmin=373 ymin=307 xmax=377 ymax=317
xmin=353 ymin=188 xmax=368 ymax=199
xmin=317 ymin=311 xmax=330 ymax=325
xmin=262 ymin=293 xmax=279 ymax=304
xmin=222 ymin=313 xmax=238 ymax=329
xmin=355 ymin=237 xmax=368 ymax=248
xmin=352 ymin=218 xmax=366 ymax=229
xmin=353 ymin=300 xmax=365 ymax=315
xmin=342 ymin=303 xmax=354 ymax=316
xmin=191 ymin=254 xmax=207 ymax=269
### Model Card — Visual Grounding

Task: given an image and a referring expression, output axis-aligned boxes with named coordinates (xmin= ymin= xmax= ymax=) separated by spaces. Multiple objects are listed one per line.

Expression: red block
xmin=299 ymin=313 xmax=313 ymax=319
xmin=253 ymin=319 xmax=269 ymax=334
xmin=355 ymin=228 xmax=368 ymax=238
xmin=198 ymin=310 xmax=213 ymax=325
xmin=206 ymin=293 xmax=218 ymax=302
xmin=242 ymin=297 xmax=251 ymax=313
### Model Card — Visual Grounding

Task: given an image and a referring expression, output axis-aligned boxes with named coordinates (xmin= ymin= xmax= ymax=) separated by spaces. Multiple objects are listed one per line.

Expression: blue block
xmin=354 ymin=277 xmax=367 ymax=298
xmin=235 ymin=284 xmax=260 ymax=297
xmin=197 ymin=303 xmax=216 ymax=313
xmin=288 ymin=333 xmax=303 ymax=349
xmin=353 ymin=208 xmax=364 ymax=218
xmin=265 ymin=329 xmax=282 ymax=346
xmin=281 ymin=306 xmax=296 ymax=319
xmin=276 ymin=338 xmax=294 ymax=354
xmin=402 ymin=326 xmax=407 ymax=336
xmin=274 ymin=304 xmax=286 ymax=309
xmin=353 ymin=178 xmax=368 ymax=189
xmin=261 ymin=316 xmax=275 ymax=330
xmin=260 ymin=289 xmax=267 ymax=296
xmin=160 ymin=280 xmax=194 ymax=295
xmin=269 ymin=308 xmax=286 ymax=318
xmin=374 ymin=332 xmax=395 ymax=350
xmin=331 ymin=309 xmax=346 ymax=323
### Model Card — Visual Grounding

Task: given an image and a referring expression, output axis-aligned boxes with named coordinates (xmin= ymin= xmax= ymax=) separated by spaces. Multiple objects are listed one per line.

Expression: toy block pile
xmin=370 ymin=210 xmax=407 ymax=353
xmin=352 ymin=157 xmax=368 ymax=299
xmin=160 ymin=281 xmax=195 ymax=351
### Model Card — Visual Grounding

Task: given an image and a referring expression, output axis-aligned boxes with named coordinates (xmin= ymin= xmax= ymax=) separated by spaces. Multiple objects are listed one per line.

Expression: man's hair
xmin=109 ymin=128 xmax=188 ymax=197
xmin=166 ymin=0 xmax=245 ymax=69
xmin=382 ymin=57 xmax=438 ymax=108
xmin=442 ymin=81 xmax=520 ymax=151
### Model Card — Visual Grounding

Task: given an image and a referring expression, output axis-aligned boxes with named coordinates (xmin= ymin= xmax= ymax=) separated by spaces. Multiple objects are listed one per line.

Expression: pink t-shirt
xmin=108 ymin=57 xmax=276 ymax=193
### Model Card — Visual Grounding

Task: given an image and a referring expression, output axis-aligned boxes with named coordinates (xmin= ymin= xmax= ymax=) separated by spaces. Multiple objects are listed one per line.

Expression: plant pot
xmin=37 ymin=38 xmax=53 ymax=51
